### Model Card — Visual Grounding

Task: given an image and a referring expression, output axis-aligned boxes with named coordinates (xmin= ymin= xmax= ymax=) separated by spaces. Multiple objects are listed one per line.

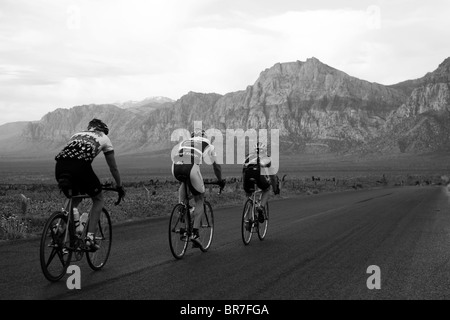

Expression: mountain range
xmin=1 ymin=57 xmax=449 ymax=158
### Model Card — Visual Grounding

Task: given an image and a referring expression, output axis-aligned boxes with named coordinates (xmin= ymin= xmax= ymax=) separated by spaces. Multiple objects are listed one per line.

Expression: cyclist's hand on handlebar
xmin=218 ymin=179 xmax=226 ymax=190
xmin=117 ymin=185 xmax=126 ymax=199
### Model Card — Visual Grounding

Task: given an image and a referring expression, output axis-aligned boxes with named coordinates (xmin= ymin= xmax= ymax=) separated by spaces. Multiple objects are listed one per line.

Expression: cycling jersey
xmin=55 ymin=130 xmax=114 ymax=163
xmin=242 ymin=151 xmax=271 ymax=193
xmin=172 ymin=137 xmax=216 ymax=165
xmin=243 ymin=152 xmax=271 ymax=169
xmin=172 ymin=137 xmax=216 ymax=195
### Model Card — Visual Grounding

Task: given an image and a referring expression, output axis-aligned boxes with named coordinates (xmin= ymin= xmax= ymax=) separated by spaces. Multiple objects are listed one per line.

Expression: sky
xmin=0 ymin=0 xmax=450 ymax=125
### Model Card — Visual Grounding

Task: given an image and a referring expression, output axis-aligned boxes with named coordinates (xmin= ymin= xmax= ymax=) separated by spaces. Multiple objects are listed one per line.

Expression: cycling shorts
xmin=172 ymin=163 xmax=205 ymax=196
xmin=55 ymin=160 xmax=102 ymax=197
xmin=243 ymin=165 xmax=270 ymax=194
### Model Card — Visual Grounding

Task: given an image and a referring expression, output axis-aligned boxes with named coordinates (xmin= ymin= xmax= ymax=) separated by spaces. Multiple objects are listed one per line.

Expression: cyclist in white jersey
xmin=55 ymin=119 xmax=125 ymax=250
xmin=172 ymin=129 xmax=225 ymax=243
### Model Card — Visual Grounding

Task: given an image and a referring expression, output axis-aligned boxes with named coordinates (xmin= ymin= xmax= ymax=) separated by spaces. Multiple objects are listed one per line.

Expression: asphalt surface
xmin=1 ymin=185 xmax=450 ymax=300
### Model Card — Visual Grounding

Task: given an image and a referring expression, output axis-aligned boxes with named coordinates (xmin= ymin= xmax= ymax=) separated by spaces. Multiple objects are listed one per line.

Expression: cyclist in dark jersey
xmin=55 ymin=119 xmax=125 ymax=250
xmin=172 ymin=129 xmax=225 ymax=244
xmin=242 ymin=142 xmax=280 ymax=223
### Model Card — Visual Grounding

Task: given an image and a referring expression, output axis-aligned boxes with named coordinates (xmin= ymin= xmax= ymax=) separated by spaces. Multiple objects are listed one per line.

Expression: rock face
xmin=364 ymin=58 xmax=450 ymax=154
xmin=133 ymin=57 xmax=407 ymax=154
xmin=2 ymin=56 xmax=450 ymax=157
xmin=212 ymin=58 xmax=406 ymax=153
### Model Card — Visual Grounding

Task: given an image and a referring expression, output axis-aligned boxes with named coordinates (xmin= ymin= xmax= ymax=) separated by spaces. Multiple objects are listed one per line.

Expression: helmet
xmin=88 ymin=118 xmax=109 ymax=135
xmin=191 ymin=128 xmax=207 ymax=138
xmin=254 ymin=142 xmax=267 ymax=153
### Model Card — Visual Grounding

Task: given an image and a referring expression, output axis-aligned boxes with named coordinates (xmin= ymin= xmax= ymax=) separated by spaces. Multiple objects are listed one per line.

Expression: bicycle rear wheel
xmin=40 ymin=211 xmax=72 ymax=282
xmin=257 ymin=202 xmax=269 ymax=240
xmin=169 ymin=203 xmax=189 ymax=259
xmin=86 ymin=208 xmax=112 ymax=271
xmin=198 ymin=201 xmax=214 ymax=252
xmin=241 ymin=199 xmax=253 ymax=245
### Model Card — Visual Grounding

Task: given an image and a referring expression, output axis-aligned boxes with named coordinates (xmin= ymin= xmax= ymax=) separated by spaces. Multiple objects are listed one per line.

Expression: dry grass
xmin=1 ymin=172 xmax=446 ymax=241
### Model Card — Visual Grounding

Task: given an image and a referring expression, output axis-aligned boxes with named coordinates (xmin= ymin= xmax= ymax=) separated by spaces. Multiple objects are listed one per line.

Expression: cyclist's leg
xmin=242 ymin=168 xmax=254 ymax=198
xmin=189 ymin=164 xmax=205 ymax=233
xmin=178 ymin=183 xmax=186 ymax=204
xmin=173 ymin=162 xmax=191 ymax=204
xmin=258 ymin=175 xmax=271 ymax=207
xmin=79 ymin=164 xmax=103 ymax=238
xmin=88 ymin=191 xmax=104 ymax=234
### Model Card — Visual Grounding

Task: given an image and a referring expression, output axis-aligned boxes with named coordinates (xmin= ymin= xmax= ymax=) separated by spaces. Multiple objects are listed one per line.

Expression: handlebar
xmin=101 ymin=184 xmax=124 ymax=206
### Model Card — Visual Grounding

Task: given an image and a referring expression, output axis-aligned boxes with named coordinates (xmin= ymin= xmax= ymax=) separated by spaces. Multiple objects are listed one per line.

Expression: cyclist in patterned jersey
xmin=55 ymin=118 xmax=125 ymax=250
xmin=243 ymin=142 xmax=280 ymax=223
xmin=172 ymin=129 xmax=225 ymax=244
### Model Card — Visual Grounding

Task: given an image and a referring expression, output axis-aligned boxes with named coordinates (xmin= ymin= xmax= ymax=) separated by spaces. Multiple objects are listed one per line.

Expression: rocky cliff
xmin=362 ymin=58 xmax=450 ymax=154
xmin=2 ymin=56 xmax=450 ymax=157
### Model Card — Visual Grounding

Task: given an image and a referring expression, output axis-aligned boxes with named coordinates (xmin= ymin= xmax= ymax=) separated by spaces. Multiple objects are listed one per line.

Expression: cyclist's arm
xmin=212 ymin=162 xmax=222 ymax=181
xmin=269 ymin=175 xmax=278 ymax=188
xmin=206 ymin=144 xmax=223 ymax=181
xmin=269 ymin=174 xmax=280 ymax=194
xmin=104 ymin=151 xmax=122 ymax=187
xmin=210 ymin=152 xmax=222 ymax=181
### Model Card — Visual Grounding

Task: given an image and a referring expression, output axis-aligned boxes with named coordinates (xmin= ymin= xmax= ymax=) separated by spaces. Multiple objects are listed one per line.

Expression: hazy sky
xmin=1 ymin=0 xmax=449 ymax=125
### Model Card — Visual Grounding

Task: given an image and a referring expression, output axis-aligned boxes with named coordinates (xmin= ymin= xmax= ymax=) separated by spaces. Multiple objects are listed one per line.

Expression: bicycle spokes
xmin=169 ymin=204 xmax=189 ymax=259
xmin=86 ymin=208 xmax=112 ymax=271
xmin=198 ymin=202 xmax=214 ymax=252
xmin=241 ymin=200 xmax=254 ymax=245
xmin=257 ymin=202 xmax=269 ymax=240
xmin=40 ymin=211 xmax=72 ymax=282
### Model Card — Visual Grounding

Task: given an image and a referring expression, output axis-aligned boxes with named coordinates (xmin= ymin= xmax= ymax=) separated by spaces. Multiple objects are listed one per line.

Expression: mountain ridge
xmin=1 ymin=56 xmax=449 ymax=158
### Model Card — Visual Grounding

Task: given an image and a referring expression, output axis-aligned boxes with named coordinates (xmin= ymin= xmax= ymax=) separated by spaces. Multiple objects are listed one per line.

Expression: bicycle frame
xmin=179 ymin=180 xmax=217 ymax=237
xmin=249 ymin=183 xmax=263 ymax=220
xmin=60 ymin=194 xmax=90 ymax=250
xmin=169 ymin=179 xmax=222 ymax=258
xmin=242 ymin=178 xmax=269 ymax=245
xmin=40 ymin=184 xmax=121 ymax=282
xmin=59 ymin=185 xmax=121 ymax=251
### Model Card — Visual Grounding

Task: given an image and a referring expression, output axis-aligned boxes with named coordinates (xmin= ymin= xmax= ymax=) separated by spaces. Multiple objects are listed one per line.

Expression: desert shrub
xmin=0 ymin=214 xmax=30 ymax=240
xmin=1 ymin=172 xmax=444 ymax=241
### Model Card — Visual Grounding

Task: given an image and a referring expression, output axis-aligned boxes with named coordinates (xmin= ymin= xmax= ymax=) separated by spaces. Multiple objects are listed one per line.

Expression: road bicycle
xmin=168 ymin=179 xmax=224 ymax=259
xmin=241 ymin=178 xmax=269 ymax=245
xmin=40 ymin=178 xmax=123 ymax=282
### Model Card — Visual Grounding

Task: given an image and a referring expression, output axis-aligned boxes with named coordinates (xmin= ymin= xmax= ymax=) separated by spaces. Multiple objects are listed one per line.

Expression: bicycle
xmin=39 ymin=179 xmax=123 ymax=282
xmin=168 ymin=179 xmax=224 ymax=259
xmin=241 ymin=178 xmax=269 ymax=245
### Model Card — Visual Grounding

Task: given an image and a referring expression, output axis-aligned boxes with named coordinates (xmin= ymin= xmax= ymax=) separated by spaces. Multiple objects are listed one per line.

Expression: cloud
xmin=1 ymin=0 xmax=450 ymax=125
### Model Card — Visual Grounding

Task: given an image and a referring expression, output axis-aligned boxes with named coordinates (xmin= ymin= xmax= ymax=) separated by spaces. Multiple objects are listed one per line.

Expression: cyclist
xmin=171 ymin=128 xmax=225 ymax=246
xmin=54 ymin=118 xmax=125 ymax=250
xmin=242 ymin=142 xmax=280 ymax=223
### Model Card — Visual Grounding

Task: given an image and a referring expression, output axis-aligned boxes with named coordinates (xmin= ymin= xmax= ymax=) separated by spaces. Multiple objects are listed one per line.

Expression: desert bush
xmin=0 ymin=214 xmax=30 ymax=240
xmin=0 ymin=172 xmax=444 ymax=241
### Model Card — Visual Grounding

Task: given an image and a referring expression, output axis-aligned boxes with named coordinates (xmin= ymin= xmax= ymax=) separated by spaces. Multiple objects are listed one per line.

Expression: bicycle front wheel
xmin=198 ymin=201 xmax=214 ymax=252
xmin=257 ymin=202 xmax=269 ymax=240
xmin=86 ymin=208 xmax=112 ymax=271
xmin=40 ymin=211 xmax=72 ymax=282
xmin=169 ymin=204 xmax=189 ymax=259
xmin=241 ymin=199 xmax=253 ymax=245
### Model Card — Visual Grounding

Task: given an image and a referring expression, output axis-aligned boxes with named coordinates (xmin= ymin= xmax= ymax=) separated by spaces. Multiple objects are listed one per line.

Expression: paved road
xmin=1 ymin=185 xmax=450 ymax=300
